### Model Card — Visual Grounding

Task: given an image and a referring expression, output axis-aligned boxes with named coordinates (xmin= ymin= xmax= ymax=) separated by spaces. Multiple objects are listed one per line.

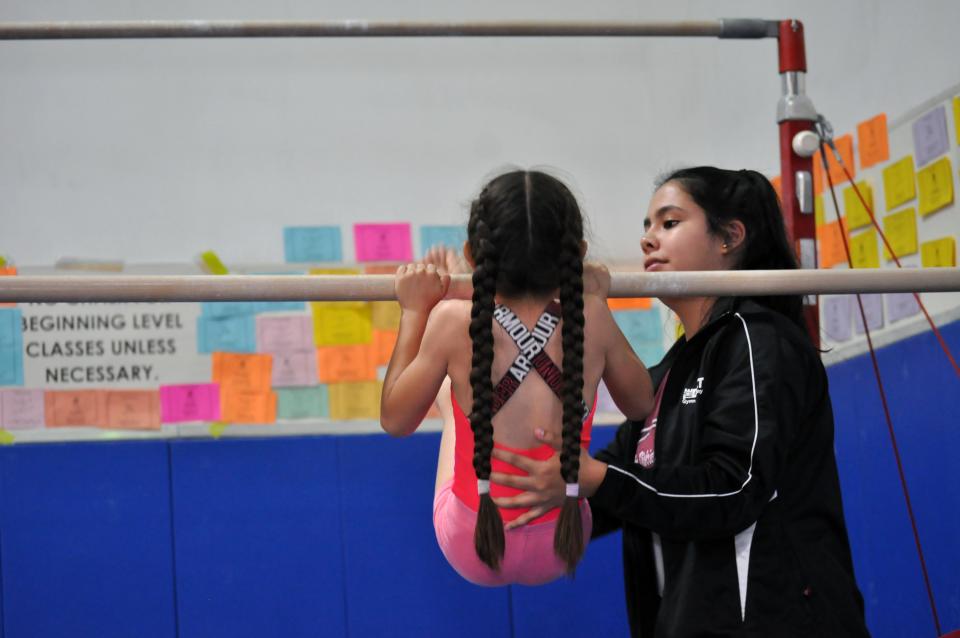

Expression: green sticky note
xmin=0 ymin=429 xmax=15 ymax=445
xmin=201 ymin=250 xmax=229 ymax=275
xmin=209 ymin=421 xmax=228 ymax=438
xmin=277 ymin=386 xmax=329 ymax=419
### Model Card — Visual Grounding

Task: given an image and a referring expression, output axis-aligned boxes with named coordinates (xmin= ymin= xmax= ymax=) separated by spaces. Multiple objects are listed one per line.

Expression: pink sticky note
xmin=256 ymin=315 xmax=313 ymax=353
xmin=822 ymin=295 xmax=853 ymax=343
xmin=271 ymin=350 xmax=318 ymax=387
xmin=853 ymin=294 xmax=884 ymax=334
xmin=1 ymin=389 xmax=46 ymax=430
xmin=159 ymin=383 xmax=221 ymax=423
xmin=354 ymin=223 xmax=413 ymax=262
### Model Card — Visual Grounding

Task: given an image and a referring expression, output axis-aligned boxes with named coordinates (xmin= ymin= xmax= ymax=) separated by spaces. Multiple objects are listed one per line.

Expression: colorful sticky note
xmin=814 ymin=194 xmax=825 ymax=227
xmin=200 ymin=250 xmax=229 ymax=275
xmin=853 ymin=294 xmax=884 ymax=335
xmin=309 ymin=267 xmax=360 ymax=276
xmin=825 ymin=134 xmax=856 ymax=187
xmin=613 ymin=309 xmax=663 ymax=342
xmin=201 ymin=302 xmax=256 ymax=318
xmin=857 ymin=114 xmax=889 ymax=169
xmin=843 ymin=181 xmax=875 ymax=231
xmin=954 ymin=97 xmax=960 ymax=146
xmin=371 ymin=301 xmax=402 ymax=331
xmin=607 ymin=298 xmax=653 ymax=311
xmin=770 ymin=175 xmax=782 ymax=202
xmin=209 ymin=421 xmax=228 ymax=438
xmin=363 ymin=264 xmax=400 ymax=275
xmin=917 ymin=156 xmax=954 ymax=217
xmin=101 ymin=390 xmax=162 ymax=430
xmin=817 ymin=221 xmax=848 ymax=269
xmin=252 ymin=301 xmax=307 ymax=313
xmin=0 ymin=256 xmax=6 ymax=267
xmin=211 ymin=352 xmax=273 ymax=393
xmin=920 ymin=237 xmax=956 ymax=268
xmin=220 ymin=389 xmax=277 ymax=424
xmin=849 ymin=229 xmax=880 ymax=269
xmin=912 ymin=105 xmax=950 ymax=166
xmin=887 ymin=291 xmax=921 ymax=323
xmin=284 ymin=226 xmax=343 ymax=263
xmin=311 ymin=302 xmax=373 ymax=346
xmin=882 ymin=156 xmax=917 ymax=211
xmin=328 ymin=381 xmax=381 ymax=420
xmin=159 ymin=383 xmax=221 ymax=423
xmin=595 ymin=380 xmax=620 ymax=414
xmin=0 ymin=429 xmax=14 ymax=445
xmin=0 ymin=308 xmax=24 ymax=386
xmin=813 ymin=153 xmax=825 ymax=196
xmin=420 ymin=225 xmax=468 ymax=257
xmin=45 ymin=390 xmax=102 ymax=427
xmin=0 ymin=389 xmax=45 ymax=429
xmin=354 ymin=223 xmax=413 ymax=262
xmin=882 ymin=209 xmax=918 ymax=261
xmin=256 ymin=315 xmax=314 ymax=353
xmin=197 ymin=315 xmax=256 ymax=354
xmin=822 ymin=296 xmax=853 ymax=343
xmin=373 ymin=329 xmax=398 ymax=367
xmin=271 ymin=350 xmax=318 ymax=387
xmin=276 ymin=386 xmax=329 ymax=419
xmin=317 ymin=344 xmax=378 ymax=383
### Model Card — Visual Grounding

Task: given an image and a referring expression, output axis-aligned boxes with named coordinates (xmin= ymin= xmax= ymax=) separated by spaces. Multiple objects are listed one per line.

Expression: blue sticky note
xmin=613 ymin=309 xmax=663 ymax=342
xmin=0 ymin=309 xmax=24 ymax=386
xmin=201 ymin=302 xmax=256 ymax=318
xmin=276 ymin=386 xmax=329 ymax=419
xmin=634 ymin=343 xmax=666 ymax=367
xmin=419 ymin=225 xmax=468 ymax=258
xmin=284 ymin=226 xmax=343 ymax=263
xmin=253 ymin=301 xmax=307 ymax=313
xmin=197 ymin=315 xmax=256 ymax=353
xmin=912 ymin=105 xmax=949 ymax=167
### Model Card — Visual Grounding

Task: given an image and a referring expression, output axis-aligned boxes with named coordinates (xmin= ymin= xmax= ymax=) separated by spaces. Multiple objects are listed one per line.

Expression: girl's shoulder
xmin=426 ymin=299 xmax=471 ymax=329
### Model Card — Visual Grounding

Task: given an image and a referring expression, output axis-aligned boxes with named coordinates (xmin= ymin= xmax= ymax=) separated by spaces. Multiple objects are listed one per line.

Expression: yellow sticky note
xmin=311 ymin=302 xmax=373 ymax=346
xmin=882 ymin=209 xmax=918 ymax=261
xmin=920 ymin=237 xmax=956 ymax=268
xmin=674 ymin=320 xmax=685 ymax=340
xmin=328 ymin=381 xmax=382 ymax=420
xmin=954 ymin=96 xmax=960 ymax=146
xmin=843 ymin=181 xmax=874 ymax=231
xmin=849 ymin=229 xmax=880 ymax=269
xmin=0 ymin=429 xmax=15 ymax=445
xmin=200 ymin=250 xmax=229 ymax=275
xmin=0 ymin=256 xmax=6 ymax=267
xmin=882 ymin=156 xmax=917 ymax=211
xmin=917 ymin=156 xmax=954 ymax=217
xmin=815 ymin=194 xmax=825 ymax=227
xmin=309 ymin=267 xmax=360 ymax=276
xmin=209 ymin=421 xmax=228 ymax=438
xmin=371 ymin=301 xmax=402 ymax=330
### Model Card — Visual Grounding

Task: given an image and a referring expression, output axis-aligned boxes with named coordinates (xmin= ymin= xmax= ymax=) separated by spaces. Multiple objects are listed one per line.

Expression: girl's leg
xmin=434 ymin=376 xmax=457 ymax=495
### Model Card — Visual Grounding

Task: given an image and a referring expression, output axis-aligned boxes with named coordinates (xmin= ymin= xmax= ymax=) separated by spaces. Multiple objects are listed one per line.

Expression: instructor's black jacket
xmin=590 ymin=297 xmax=869 ymax=637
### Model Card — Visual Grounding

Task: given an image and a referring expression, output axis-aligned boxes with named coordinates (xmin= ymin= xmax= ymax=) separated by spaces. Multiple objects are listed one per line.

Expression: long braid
xmin=467 ymin=200 xmax=504 ymax=570
xmin=554 ymin=220 xmax=586 ymax=573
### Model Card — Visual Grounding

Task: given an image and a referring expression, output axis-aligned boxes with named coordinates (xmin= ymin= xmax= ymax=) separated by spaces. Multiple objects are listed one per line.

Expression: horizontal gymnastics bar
xmin=0 ymin=19 xmax=778 ymax=41
xmin=1 ymin=269 xmax=959 ymax=303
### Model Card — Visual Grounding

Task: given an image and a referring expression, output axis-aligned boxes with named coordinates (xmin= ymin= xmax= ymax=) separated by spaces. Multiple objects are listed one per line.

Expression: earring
xmin=722 ymin=243 xmax=729 ymax=251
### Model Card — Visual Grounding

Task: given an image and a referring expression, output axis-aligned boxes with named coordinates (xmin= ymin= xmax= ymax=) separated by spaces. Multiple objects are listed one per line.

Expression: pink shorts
xmin=433 ymin=479 xmax=592 ymax=587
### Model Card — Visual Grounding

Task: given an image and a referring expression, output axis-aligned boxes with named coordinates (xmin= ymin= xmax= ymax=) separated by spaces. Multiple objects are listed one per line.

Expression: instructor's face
xmin=641 ymin=182 xmax=727 ymax=273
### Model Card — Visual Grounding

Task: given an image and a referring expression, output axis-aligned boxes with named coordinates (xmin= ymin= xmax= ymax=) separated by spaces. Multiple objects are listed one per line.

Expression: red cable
xmin=821 ymin=148 xmax=943 ymax=636
xmin=836 ymin=163 xmax=960 ymax=377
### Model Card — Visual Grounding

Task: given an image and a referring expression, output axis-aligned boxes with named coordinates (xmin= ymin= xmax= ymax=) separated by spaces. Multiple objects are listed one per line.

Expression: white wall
xmin=2 ymin=0 xmax=958 ymax=265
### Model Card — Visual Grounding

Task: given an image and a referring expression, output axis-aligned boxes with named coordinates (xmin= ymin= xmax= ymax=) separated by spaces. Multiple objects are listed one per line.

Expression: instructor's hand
xmin=490 ymin=428 xmax=565 ymax=530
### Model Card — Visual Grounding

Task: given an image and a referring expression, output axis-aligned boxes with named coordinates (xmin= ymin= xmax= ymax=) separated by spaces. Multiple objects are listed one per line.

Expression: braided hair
xmin=466 ymin=169 xmax=586 ymax=572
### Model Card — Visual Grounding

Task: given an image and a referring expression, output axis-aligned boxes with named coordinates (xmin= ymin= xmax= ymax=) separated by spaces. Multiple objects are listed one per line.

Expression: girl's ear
xmin=579 ymin=240 xmax=588 ymax=258
xmin=463 ymin=241 xmax=476 ymax=267
xmin=723 ymin=220 xmax=747 ymax=253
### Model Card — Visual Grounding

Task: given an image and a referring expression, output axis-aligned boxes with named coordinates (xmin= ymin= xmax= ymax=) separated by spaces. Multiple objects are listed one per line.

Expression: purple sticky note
xmin=912 ymin=105 xmax=949 ymax=167
xmin=853 ymin=294 xmax=884 ymax=334
xmin=822 ymin=295 xmax=853 ymax=343
xmin=271 ymin=350 xmax=318 ymax=387
xmin=886 ymin=292 xmax=921 ymax=323
xmin=354 ymin=223 xmax=413 ymax=262
xmin=0 ymin=389 xmax=45 ymax=429
xmin=159 ymin=383 xmax=221 ymax=423
xmin=256 ymin=316 xmax=313 ymax=353
xmin=596 ymin=380 xmax=619 ymax=414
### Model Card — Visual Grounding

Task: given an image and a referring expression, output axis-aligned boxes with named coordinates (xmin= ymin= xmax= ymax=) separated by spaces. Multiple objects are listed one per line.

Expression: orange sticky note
xmin=825 ymin=134 xmax=856 ymax=187
xmin=813 ymin=154 xmax=825 ymax=196
xmin=607 ymin=297 xmax=653 ymax=311
xmin=220 ymin=389 xmax=277 ymax=424
xmin=920 ymin=237 xmax=956 ymax=268
xmin=373 ymin=329 xmax=399 ymax=367
xmin=100 ymin=390 xmax=162 ymax=430
xmin=364 ymin=264 xmax=401 ymax=275
xmin=328 ymin=381 xmax=382 ymax=420
xmin=770 ymin=175 xmax=783 ymax=202
xmin=856 ymin=114 xmax=889 ymax=169
xmin=317 ymin=344 xmax=378 ymax=383
xmin=211 ymin=352 xmax=273 ymax=393
xmin=816 ymin=221 xmax=847 ymax=269
xmin=44 ymin=390 xmax=103 ymax=427
xmin=0 ymin=266 xmax=17 ymax=308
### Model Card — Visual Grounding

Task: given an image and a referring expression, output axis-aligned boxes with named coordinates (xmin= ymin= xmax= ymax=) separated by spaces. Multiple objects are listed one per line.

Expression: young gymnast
xmin=380 ymin=169 xmax=654 ymax=586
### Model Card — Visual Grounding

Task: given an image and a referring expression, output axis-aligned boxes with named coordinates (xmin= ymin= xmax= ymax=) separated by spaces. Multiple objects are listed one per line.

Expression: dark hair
xmin=467 ymin=170 xmax=586 ymax=573
xmin=656 ymin=166 xmax=807 ymax=332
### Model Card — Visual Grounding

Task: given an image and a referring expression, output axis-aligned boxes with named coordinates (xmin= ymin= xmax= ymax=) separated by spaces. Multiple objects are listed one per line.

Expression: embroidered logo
xmin=634 ymin=420 xmax=656 ymax=468
xmin=681 ymin=377 xmax=705 ymax=405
